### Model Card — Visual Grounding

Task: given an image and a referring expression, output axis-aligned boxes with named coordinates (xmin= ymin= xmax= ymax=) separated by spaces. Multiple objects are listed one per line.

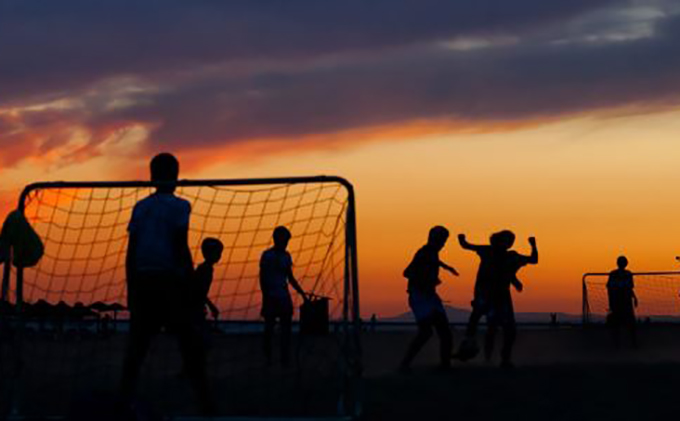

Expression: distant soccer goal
xmin=0 ymin=176 xmax=361 ymax=419
xmin=582 ymin=271 xmax=680 ymax=324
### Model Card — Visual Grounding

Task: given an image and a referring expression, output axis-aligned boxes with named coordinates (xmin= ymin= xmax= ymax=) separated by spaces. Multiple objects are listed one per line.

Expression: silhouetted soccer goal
xmin=0 ymin=177 xmax=361 ymax=419
xmin=582 ymin=271 xmax=680 ymax=324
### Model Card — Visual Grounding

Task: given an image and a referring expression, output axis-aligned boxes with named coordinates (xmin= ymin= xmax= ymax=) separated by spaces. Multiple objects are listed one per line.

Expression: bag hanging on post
xmin=1 ymin=210 xmax=44 ymax=268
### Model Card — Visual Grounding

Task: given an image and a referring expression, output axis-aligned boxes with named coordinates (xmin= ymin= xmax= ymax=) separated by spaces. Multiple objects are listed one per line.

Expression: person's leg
xmin=500 ymin=321 xmax=517 ymax=367
xmin=280 ymin=313 xmax=292 ymax=365
xmin=465 ymin=300 xmax=484 ymax=339
xmin=176 ymin=321 xmax=214 ymax=415
xmin=628 ymin=311 xmax=637 ymax=348
xmin=432 ymin=312 xmax=453 ymax=368
xmin=120 ymin=316 xmax=153 ymax=402
xmin=400 ymin=319 xmax=434 ymax=370
xmin=263 ymin=315 xmax=276 ymax=364
xmin=484 ymin=324 xmax=496 ymax=362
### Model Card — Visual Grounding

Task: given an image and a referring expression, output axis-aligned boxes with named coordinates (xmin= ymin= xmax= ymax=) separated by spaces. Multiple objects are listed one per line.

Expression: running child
xmin=400 ymin=226 xmax=459 ymax=371
xmin=259 ymin=226 xmax=308 ymax=366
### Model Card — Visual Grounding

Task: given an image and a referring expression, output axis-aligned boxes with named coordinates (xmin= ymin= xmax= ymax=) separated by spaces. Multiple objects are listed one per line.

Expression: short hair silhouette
xmin=201 ymin=238 xmax=224 ymax=263
xmin=273 ymin=226 xmax=292 ymax=245
xmin=428 ymin=226 xmax=449 ymax=243
xmin=150 ymin=153 xmax=180 ymax=182
xmin=617 ymin=255 xmax=628 ymax=269
xmin=490 ymin=230 xmax=515 ymax=250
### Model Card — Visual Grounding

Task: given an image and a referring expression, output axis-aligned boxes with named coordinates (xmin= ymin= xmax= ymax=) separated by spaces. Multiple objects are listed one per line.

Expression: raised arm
xmin=527 ymin=237 xmax=538 ymax=264
xmin=458 ymin=234 xmax=484 ymax=252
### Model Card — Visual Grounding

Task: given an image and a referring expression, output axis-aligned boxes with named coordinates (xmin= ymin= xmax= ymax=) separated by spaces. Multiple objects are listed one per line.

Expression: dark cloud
xmin=0 ymin=0 xmax=618 ymax=104
xmin=90 ymin=11 xmax=680 ymax=150
xmin=4 ymin=0 xmax=680 ymax=166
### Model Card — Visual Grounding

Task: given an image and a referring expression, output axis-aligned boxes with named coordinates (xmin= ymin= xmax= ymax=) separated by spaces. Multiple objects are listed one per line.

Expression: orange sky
xmin=3 ymin=109 xmax=680 ymax=317
xmin=177 ymin=109 xmax=680 ymax=316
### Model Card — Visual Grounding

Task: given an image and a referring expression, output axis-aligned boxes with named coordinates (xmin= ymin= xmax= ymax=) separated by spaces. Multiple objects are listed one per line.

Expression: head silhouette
xmin=617 ymin=255 xmax=628 ymax=269
xmin=490 ymin=230 xmax=515 ymax=250
xmin=201 ymin=237 xmax=224 ymax=264
xmin=273 ymin=226 xmax=292 ymax=250
xmin=428 ymin=226 xmax=449 ymax=251
xmin=150 ymin=153 xmax=179 ymax=193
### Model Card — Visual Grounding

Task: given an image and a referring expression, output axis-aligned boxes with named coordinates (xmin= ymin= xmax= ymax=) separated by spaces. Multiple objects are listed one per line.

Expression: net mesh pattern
xmin=584 ymin=272 xmax=680 ymax=322
xmin=1 ymin=179 xmax=358 ymax=418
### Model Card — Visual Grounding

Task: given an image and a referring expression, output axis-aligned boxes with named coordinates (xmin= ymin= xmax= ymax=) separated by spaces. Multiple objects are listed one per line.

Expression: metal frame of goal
xmin=582 ymin=271 xmax=680 ymax=324
xmin=0 ymin=176 xmax=362 ymax=420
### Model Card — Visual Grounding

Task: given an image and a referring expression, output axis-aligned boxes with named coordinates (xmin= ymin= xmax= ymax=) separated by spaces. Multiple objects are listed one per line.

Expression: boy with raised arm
xmin=456 ymin=231 xmax=523 ymax=361
xmin=260 ymin=226 xmax=308 ymax=366
xmin=607 ymin=256 xmax=637 ymax=347
xmin=488 ymin=234 xmax=538 ymax=368
xmin=120 ymin=153 xmax=213 ymax=414
xmin=400 ymin=226 xmax=459 ymax=371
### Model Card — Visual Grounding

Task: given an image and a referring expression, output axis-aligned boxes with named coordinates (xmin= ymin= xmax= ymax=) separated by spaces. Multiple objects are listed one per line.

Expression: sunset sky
xmin=2 ymin=0 xmax=680 ymax=317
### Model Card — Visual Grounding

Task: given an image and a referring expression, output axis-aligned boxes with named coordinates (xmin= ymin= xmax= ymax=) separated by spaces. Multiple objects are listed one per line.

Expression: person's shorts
xmin=261 ymin=295 xmax=294 ymax=319
xmin=408 ymin=290 xmax=446 ymax=323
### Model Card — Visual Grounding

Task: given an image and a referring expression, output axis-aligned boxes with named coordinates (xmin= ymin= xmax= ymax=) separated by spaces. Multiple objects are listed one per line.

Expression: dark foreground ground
xmin=2 ymin=324 xmax=680 ymax=420
xmin=362 ymin=325 xmax=680 ymax=421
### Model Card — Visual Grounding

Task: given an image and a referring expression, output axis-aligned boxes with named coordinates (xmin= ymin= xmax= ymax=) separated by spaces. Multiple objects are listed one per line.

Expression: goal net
xmin=0 ymin=177 xmax=361 ymax=419
xmin=582 ymin=271 xmax=680 ymax=324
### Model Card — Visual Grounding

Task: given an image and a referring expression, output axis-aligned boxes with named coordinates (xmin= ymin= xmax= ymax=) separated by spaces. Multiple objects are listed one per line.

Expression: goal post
xmin=582 ymin=271 xmax=680 ymax=324
xmin=1 ymin=176 xmax=361 ymax=419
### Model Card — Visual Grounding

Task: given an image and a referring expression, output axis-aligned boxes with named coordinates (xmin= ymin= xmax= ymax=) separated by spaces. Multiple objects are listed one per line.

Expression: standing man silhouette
xmin=400 ymin=226 xmax=459 ymax=371
xmin=120 ymin=153 xmax=213 ymax=414
xmin=607 ymin=256 xmax=637 ymax=347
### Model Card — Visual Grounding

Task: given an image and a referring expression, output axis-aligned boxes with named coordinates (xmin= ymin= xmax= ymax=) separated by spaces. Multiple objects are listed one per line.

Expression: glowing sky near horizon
xmin=2 ymin=0 xmax=680 ymax=316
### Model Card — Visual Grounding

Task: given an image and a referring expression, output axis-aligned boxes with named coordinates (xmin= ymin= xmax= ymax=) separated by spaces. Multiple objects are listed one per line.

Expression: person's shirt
xmin=607 ymin=269 xmax=634 ymax=292
xmin=128 ymin=192 xmax=191 ymax=274
xmin=260 ymin=247 xmax=293 ymax=300
xmin=403 ymin=244 xmax=440 ymax=294
xmin=472 ymin=246 xmax=504 ymax=297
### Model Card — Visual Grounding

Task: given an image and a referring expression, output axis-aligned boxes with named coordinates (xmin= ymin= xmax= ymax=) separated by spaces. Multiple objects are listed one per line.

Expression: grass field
xmin=2 ymin=324 xmax=680 ymax=420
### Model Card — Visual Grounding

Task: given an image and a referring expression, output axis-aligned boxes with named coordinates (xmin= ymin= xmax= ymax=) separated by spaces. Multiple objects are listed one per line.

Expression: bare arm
xmin=526 ymin=237 xmax=538 ymax=264
xmin=458 ymin=234 xmax=484 ymax=252
xmin=439 ymin=261 xmax=459 ymax=276
xmin=175 ymin=226 xmax=194 ymax=277
xmin=287 ymin=267 xmax=308 ymax=300
xmin=511 ymin=278 xmax=524 ymax=292
xmin=125 ymin=233 xmax=138 ymax=309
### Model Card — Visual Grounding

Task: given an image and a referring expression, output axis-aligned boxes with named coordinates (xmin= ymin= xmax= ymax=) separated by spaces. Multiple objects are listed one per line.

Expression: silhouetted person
xmin=456 ymin=232 xmax=524 ymax=361
xmin=607 ymin=256 xmax=637 ymax=347
xmin=120 ymin=153 xmax=213 ymax=414
xmin=260 ymin=226 xmax=308 ymax=366
xmin=484 ymin=234 xmax=538 ymax=368
xmin=400 ymin=226 xmax=459 ymax=371
xmin=193 ymin=238 xmax=222 ymax=324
